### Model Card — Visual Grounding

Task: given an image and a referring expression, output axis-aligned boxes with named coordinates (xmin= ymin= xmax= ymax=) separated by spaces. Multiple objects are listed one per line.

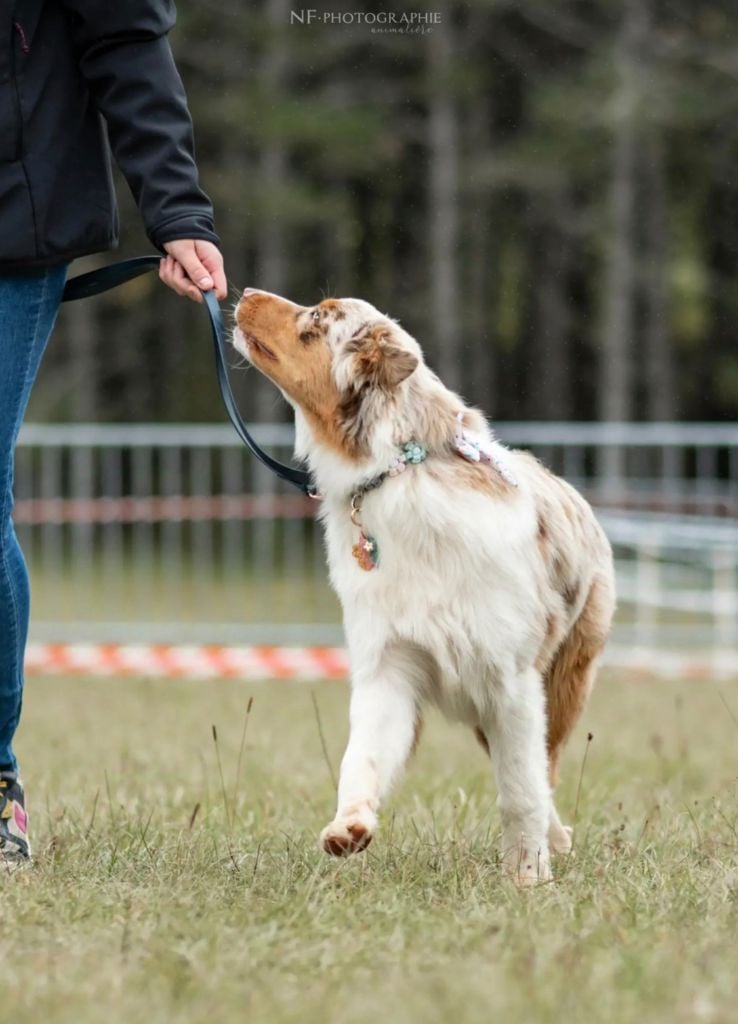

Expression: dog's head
xmin=233 ymin=289 xmax=421 ymax=457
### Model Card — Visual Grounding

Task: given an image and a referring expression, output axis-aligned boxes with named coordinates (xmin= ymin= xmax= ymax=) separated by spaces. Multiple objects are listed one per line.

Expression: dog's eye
xmin=311 ymin=310 xmax=321 ymax=323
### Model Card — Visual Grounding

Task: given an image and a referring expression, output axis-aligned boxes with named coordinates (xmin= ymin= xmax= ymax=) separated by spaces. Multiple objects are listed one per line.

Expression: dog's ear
xmin=350 ymin=323 xmax=418 ymax=390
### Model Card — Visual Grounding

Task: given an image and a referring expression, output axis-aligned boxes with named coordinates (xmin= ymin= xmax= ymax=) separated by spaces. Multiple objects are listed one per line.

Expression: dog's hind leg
xmin=545 ymin=574 xmax=615 ymax=854
xmin=482 ymin=666 xmax=553 ymax=886
xmin=320 ymin=649 xmax=421 ymax=857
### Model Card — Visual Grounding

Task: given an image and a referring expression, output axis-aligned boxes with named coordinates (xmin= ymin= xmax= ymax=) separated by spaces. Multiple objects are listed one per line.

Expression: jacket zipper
xmin=10 ymin=8 xmax=26 ymax=161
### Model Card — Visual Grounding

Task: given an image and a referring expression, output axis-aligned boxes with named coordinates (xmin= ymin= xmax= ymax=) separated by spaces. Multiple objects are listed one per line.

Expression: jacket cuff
xmin=149 ymin=213 xmax=220 ymax=252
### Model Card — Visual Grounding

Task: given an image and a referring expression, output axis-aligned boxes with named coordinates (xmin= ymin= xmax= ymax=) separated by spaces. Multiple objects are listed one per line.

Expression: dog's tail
xmin=544 ymin=574 xmax=615 ymax=786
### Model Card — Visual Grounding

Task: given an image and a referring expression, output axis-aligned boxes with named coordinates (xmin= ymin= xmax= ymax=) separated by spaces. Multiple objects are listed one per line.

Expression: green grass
xmin=6 ymin=671 xmax=738 ymax=1024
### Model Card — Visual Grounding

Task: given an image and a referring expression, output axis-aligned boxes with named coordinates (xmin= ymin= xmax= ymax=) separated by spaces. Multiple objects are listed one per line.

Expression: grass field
xmin=5 ymin=671 xmax=738 ymax=1024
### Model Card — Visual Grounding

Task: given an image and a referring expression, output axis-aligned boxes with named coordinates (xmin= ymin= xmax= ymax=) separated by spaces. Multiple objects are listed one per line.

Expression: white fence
xmin=14 ymin=422 xmax=738 ymax=671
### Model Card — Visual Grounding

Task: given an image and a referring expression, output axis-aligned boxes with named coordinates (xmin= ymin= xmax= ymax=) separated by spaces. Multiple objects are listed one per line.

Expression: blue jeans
xmin=0 ymin=265 xmax=67 ymax=772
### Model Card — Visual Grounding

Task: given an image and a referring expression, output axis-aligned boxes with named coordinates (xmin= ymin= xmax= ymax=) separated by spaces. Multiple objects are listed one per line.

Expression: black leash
xmin=61 ymin=256 xmax=315 ymax=496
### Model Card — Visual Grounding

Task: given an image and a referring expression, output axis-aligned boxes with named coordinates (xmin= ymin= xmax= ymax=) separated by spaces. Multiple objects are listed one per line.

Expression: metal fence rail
xmin=14 ymin=422 xmax=738 ymax=660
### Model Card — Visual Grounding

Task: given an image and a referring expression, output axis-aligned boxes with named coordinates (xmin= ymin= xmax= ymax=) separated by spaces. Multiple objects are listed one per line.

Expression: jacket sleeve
xmin=59 ymin=0 xmax=218 ymax=249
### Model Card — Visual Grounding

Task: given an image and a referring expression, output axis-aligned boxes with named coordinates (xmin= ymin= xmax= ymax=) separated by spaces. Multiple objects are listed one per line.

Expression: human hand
xmin=160 ymin=239 xmax=228 ymax=303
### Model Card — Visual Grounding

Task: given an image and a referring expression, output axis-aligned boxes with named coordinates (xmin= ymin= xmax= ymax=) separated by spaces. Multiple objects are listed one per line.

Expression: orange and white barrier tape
xmin=23 ymin=643 xmax=738 ymax=681
xmin=24 ymin=643 xmax=349 ymax=680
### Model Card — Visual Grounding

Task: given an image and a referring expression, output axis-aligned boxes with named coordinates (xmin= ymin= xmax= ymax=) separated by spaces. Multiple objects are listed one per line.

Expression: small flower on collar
xmin=388 ymin=454 xmax=408 ymax=477
xmin=403 ymin=441 xmax=427 ymax=465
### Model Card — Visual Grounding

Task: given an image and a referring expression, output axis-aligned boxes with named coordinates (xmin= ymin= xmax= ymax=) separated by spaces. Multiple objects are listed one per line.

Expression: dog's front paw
xmin=502 ymin=833 xmax=552 ymax=887
xmin=320 ymin=807 xmax=377 ymax=857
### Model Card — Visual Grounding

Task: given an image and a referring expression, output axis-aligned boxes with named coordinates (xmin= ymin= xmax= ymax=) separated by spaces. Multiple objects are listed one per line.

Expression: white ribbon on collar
xmin=452 ymin=413 xmax=519 ymax=487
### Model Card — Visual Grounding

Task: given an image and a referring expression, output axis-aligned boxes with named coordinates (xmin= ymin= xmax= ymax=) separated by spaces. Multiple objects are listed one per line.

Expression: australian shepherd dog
xmin=233 ymin=289 xmax=615 ymax=885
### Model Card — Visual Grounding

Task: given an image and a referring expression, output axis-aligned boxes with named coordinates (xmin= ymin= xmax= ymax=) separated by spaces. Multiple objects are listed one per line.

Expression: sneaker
xmin=0 ymin=772 xmax=30 ymax=866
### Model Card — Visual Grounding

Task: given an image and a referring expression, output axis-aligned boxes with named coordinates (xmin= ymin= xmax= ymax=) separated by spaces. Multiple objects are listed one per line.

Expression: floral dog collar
xmin=350 ymin=440 xmax=427 ymax=571
xmin=348 ymin=419 xmax=516 ymax=573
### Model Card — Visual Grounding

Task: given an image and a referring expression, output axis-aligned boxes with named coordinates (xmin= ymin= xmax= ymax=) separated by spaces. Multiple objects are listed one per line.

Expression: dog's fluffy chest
xmin=320 ymin=463 xmax=546 ymax=719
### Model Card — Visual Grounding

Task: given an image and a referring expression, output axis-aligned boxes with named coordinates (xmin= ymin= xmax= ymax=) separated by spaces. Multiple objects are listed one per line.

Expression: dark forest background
xmin=32 ymin=0 xmax=738 ymax=425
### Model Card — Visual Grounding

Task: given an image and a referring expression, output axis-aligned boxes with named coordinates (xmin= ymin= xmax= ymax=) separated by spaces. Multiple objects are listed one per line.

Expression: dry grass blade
xmin=311 ymin=689 xmax=337 ymax=792
xmin=233 ymin=696 xmax=254 ymax=810
xmin=573 ymin=730 xmax=594 ymax=828
xmin=212 ymin=723 xmax=232 ymax=832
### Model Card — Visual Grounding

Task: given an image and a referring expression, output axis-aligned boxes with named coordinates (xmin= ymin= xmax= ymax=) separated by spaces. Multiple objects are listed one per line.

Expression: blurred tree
xmin=599 ymin=0 xmax=642 ymax=426
xmin=427 ymin=0 xmax=461 ymax=389
xmin=642 ymin=128 xmax=675 ymax=421
xmin=35 ymin=0 xmax=738 ymax=427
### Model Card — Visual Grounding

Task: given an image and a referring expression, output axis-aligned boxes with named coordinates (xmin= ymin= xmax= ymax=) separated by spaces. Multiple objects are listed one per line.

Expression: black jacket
xmin=0 ymin=0 xmax=218 ymax=271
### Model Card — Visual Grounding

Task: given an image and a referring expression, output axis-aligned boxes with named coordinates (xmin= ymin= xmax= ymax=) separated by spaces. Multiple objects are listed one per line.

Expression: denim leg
xmin=0 ymin=265 xmax=68 ymax=771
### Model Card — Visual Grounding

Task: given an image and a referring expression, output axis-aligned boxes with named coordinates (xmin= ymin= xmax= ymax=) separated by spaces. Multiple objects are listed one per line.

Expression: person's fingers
xmin=159 ymin=255 xmax=202 ymax=302
xmin=196 ymin=242 xmax=228 ymax=300
xmin=159 ymin=255 xmax=177 ymax=291
xmin=159 ymin=256 xmax=180 ymax=293
xmin=169 ymin=243 xmax=214 ymax=292
xmin=169 ymin=258 xmax=204 ymax=303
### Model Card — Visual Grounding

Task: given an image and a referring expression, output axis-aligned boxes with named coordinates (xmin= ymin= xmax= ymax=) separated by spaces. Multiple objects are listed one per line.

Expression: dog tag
xmin=352 ymin=531 xmax=379 ymax=571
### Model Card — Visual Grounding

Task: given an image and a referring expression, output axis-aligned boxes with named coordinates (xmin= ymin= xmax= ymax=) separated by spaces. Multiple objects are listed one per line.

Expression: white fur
xmin=312 ymin=421 xmax=559 ymax=882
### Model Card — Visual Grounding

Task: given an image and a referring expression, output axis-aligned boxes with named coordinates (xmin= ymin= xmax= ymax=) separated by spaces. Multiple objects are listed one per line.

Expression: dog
xmin=233 ymin=288 xmax=615 ymax=885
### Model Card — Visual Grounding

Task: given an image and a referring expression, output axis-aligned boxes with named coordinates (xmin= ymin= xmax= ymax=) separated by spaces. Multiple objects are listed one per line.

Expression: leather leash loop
xmin=61 ymin=256 xmax=315 ymax=496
